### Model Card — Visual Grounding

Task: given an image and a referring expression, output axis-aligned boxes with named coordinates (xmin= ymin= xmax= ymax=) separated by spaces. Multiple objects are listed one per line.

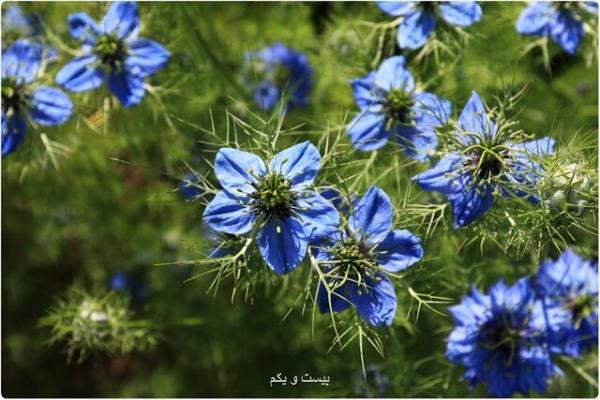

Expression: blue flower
xmin=202 ymin=141 xmax=339 ymax=274
xmin=413 ymin=91 xmax=555 ymax=228
xmin=2 ymin=5 xmax=58 ymax=61
xmin=535 ymin=249 xmax=598 ymax=357
xmin=315 ymin=187 xmax=424 ymax=327
xmin=446 ymin=277 xmax=568 ymax=397
xmin=347 ymin=56 xmax=451 ymax=160
xmin=516 ymin=1 xmax=597 ymax=55
xmin=377 ymin=1 xmax=482 ymax=49
xmin=110 ymin=270 xmax=149 ymax=305
xmin=2 ymin=40 xmax=73 ymax=157
xmin=56 ymin=1 xmax=170 ymax=107
xmin=179 ymin=171 xmax=202 ymax=201
xmin=245 ymin=42 xmax=313 ymax=111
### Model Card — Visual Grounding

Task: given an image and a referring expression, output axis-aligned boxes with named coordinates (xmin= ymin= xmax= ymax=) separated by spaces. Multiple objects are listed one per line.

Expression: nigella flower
xmin=315 ymin=187 xmax=424 ymax=327
xmin=179 ymin=171 xmax=202 ymax=201
xmin=2 ymin=40 xmax=73 ymax=157
xmin=244 ymin=42 xmax=313 ymax=111
xmin=413 ymin=91 xmax=555 ymax=228
xmin=1 ymin=5 xmax=58 ymax=61
xmin=446 ymin=277 xmax=568 ymax=397
xmin=347 ymin=56 xmax=451 ymax=160
xmin=56 ymin=1 xmax=170 ymax=107
xmin=517 ymin=1 xmax=598 ymax=55
xmin=202 ymin=141 xmax=339 ymax=274
xmin=377 ymin=1 xmax=482 ymax=49
xmin=535 ymin=249 xmax=598 ymax=357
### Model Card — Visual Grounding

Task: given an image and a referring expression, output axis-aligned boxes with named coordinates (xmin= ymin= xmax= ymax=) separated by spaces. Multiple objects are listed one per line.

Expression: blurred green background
xmin=1 ymin=1 xmax=597 ymax=397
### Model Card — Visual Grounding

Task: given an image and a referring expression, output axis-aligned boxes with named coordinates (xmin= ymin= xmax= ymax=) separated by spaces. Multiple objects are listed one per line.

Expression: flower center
xmin=329 ymin=239 xmax=379 ymax=291
xmin=1 ymin=77 xmax=29 ymax=115
xmin=567 ymin=294 xmax=596 ymax=327
xmin=251 ymin=172 xmax=297 ymax=219
xmin=94 ymin=34 xmax=127 ymax=69
xmin=420 ymin=1 xmax=439 ymax=13
xmin=385 ymin=88 xmax=414 ymax=125
xmin=480 ymin=314 xmax=524 ymax=365
xmin=467 ymin=147 xmax=508 ymax=181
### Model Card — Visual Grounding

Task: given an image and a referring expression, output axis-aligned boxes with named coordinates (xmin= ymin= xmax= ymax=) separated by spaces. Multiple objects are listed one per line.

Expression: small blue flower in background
xmin=348 ymin=56 xmax=451 ymax=160
xmin=516 ymin=1 xmax=598 ymax=55
xmin=245 ymin=42 xmax=313 ymax=111
xmin=377 ymin=1 xmax=482 ymax=49
xmin=315 ymin=186 xmax=423 ymax=327
xmin=413 ymin=91 xmax=555 ymax=228
xmin=446 ymin=277 xmax=569 ymax=397
xmin=2 ymin=4 xmax=40 ymax=39
xmin=56 ymin=1 xmax=170 ymax=107
xmin=1 ymin=4 xmax=58 ymax=61
xmin=203 ymin=141 xmax=339 ymax=274
xmin=179 ymin=171 xmax=202 ymax=201
xmin=110 ymin=270 xmax=149 ymax=305
xmin=535 ymin=249 xmax=598 ymax=357
xmin=2 ymin=40 xmax=73 ymax=157
xmin=355 ymin=364 xmax=390 ymax=397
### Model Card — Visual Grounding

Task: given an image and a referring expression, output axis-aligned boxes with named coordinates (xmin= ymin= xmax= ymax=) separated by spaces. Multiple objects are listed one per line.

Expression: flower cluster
xmin=446 ymin=249 xmax=597 ymax=397
xmin=1 ymin=1 xmax=170 ymax=156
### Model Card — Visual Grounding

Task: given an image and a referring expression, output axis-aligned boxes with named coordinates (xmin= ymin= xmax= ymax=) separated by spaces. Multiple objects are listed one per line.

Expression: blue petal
xmin=68 ymin=12 xmax=100 ymax=45
xmin=107 ymin=70 xmax=146 ymax=107
xmin=257 ymin=217 xmax=307 ymax=274
xmin=582 ymin=1 xmax=599 ymax=14
xmin=29 ymin=86 xmax=73 ymax=126
xmin=377 ymin=1 xmax=417 ymax=16
xmin=550 ymin=10 xmax=585 ymax=54
xmin=253 ymin=81 xmax=280 ymax=110
xmin=101 ymin=1 xmax=139 ymax=39
xmin=56 ymin=54 xmax=104 ymax=92
xmin=439 ymin=1 xmax=482 ymax=27
xmin=349 ymin=274 xmax=397 ymax=327
xmin=516 ymin=2 xmax=554 ymax=35
xmin=397 ymin=9 xmax=436 ymax=49
xmin=1 ymin=39 xmax=42 ymax=84
xmin=511 ymin=137 xmax=556 ymax=157
xmin=296 ymin=192 xmax=340 ymax=242
xmin=349 ymin=186 xmax=393 ymax=246
xmin=395 ymin=125 xmax=437 ymax=161
xmin=215 ymin=148 xmax=266 ymax=197
xmin=125 ymin=38 xmax=170 ymax=78
xmin=269 ymin=141 xmax=321 ymax=189
xmin=412 ymin=91 xmax=452 ymax=130
xmin=412 ymin=152 xmax=465 ymax=194
xmin=203 ymin=191 xmax=255 ymax=235
xmin=448 ymin=179 xmax=495 ymax=228
xmin=350 ymin=72 xmax=382 ymax=111
xmin=1 ymin=113 xmax=26 ymax=157
xmin=374 ymin=55 xmax=415 ymax=92
xmin=375 ymin=229 xmax=424 ymax=272
xmin=347 ymin=111 xmax=389 ymax=151
xmin=456 ymin=91 xmax=497 ymax=141
xmin=317 ymin=281 xmax=352 ymax=313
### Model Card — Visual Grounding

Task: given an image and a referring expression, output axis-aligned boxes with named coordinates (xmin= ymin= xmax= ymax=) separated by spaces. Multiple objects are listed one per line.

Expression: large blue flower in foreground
xmin=377 ymin=1 xmax=482 ymax=49
xmin=535 ymin=249 xmax=598 ymax=357
xmin=516 ymin=1 xmax=597 ymax=55
xmin=56 ymin=1 xmax=170 ymax=107
xmin=315 ymin=187 xmax=424 ymax=327
xmin=203 ymin=142 xmax=339 ymax=274
xmin=348 ymin=56 xmax=451 ymax=160
xmin=245 ymin=42 xmax=313 ymax=111
xmin=447 ymin=277 xmax=568 ymax=397
xmin=413 ymin=91 xmax=555 ymax=228
xmin=2 ymin=40 xmax=73 ymax=157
